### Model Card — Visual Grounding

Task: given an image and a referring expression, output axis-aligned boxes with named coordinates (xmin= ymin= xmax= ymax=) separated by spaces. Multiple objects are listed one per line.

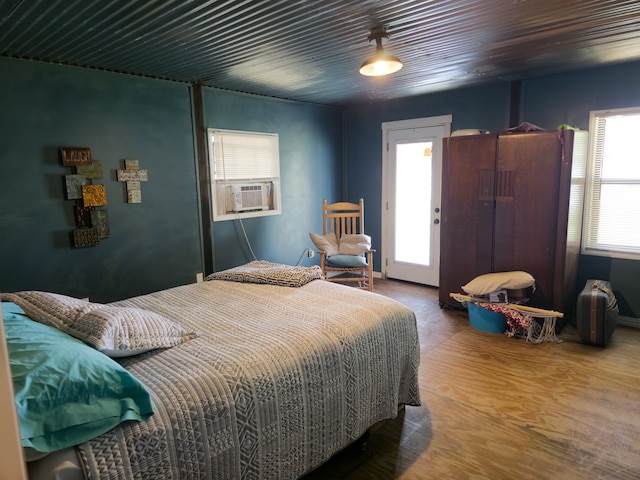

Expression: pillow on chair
xmin=309 ymin=232 xmax=339 ymax=256
xmin=326 ymin=255 xmax=368 ymax=267
xmin=338 ymin=234 xmax=371 ymax=255
xmin=310 ymin=232 xmax=371 ymax=257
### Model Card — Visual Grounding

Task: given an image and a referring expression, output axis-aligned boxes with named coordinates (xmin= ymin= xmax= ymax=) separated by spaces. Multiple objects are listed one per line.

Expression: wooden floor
xmin=302 ymin=278 xmax=640 ymax=480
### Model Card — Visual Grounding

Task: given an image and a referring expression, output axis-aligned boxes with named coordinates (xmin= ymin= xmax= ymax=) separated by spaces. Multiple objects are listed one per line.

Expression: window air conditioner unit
xmin=230 ymin=183 xmax=270 ymax=212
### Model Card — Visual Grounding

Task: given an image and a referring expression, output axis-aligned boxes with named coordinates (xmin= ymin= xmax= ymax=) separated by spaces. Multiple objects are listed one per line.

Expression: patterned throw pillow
xmin=1 ymin=291 xmax=195 ymax=357
xmin=71 ymin=306 xmax=196 ymax=357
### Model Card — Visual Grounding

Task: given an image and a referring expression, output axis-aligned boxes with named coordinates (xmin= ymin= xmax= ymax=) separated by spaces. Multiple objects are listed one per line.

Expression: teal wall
xmin=0 ymin=58 xmax=342 ymax=302
xmin=520 ymin=62 xmax=640 ymax=130
xmin=0 ymin=58 xmax=200 ymax=302
xmin=201 ymin=89 xmax=343 ymax=271
xmin=343 ymin=61 xmax=640 ymax=318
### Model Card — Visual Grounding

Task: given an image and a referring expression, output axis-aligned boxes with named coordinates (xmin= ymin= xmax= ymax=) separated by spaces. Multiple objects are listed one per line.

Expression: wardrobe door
xmin=439 ymin=134 xmax=497 ymax=308
xmin=494 ymin=131 xmax=566 ymax=310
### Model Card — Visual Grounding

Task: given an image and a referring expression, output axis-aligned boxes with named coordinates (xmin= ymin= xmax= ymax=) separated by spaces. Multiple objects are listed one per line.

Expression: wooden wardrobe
xmin=438 ymin=129 xmax=588 ymax=319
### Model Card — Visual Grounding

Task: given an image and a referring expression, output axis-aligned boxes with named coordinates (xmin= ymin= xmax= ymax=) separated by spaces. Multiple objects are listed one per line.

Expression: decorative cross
xmin=117 ymin=159 xmax=148 ymax=203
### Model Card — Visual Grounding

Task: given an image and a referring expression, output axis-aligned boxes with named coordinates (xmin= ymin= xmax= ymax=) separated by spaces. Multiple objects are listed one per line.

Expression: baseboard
xmin=618 ymin=315 xmax=640 ymax=329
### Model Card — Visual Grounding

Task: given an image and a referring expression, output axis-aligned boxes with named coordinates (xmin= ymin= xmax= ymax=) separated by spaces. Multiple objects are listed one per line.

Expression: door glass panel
xmin=395 ymin=141 xmax=432 ymax=265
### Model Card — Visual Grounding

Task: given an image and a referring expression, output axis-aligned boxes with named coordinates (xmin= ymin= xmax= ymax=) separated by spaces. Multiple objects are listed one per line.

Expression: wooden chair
xmin=319 ymin=198 xmax=374 ymax=291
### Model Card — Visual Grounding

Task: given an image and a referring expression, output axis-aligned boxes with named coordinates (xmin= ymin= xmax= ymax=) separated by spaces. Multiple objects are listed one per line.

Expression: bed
xmin=3 ymin=261 xmax=421 ymax=479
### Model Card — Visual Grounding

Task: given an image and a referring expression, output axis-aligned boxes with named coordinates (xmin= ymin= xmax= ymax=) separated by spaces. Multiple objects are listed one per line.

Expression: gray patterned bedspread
xmin=76 ymin=279 xmax=421 ymax=479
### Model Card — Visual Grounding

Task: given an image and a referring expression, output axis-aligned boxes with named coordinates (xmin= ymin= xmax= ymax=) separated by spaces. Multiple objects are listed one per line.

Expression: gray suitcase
xmin=576 ymin=279 xmax=618 ymax=347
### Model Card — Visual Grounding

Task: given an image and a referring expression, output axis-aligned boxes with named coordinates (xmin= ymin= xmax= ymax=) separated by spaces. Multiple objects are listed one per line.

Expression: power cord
xmin=295 ymin=248 xmax=315 ymax=266
xmin=235 ymin=215 xmax=258 ymax=261
xmin=236 ymin=214 xmax=315 ymax=266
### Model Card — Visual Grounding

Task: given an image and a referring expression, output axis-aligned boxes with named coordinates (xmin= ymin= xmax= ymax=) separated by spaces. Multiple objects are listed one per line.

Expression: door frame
xmin=381 ymin=115 xmax=452 ymax=282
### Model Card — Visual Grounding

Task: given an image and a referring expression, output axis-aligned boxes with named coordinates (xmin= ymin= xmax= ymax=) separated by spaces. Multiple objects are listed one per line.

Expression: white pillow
xmin=338 ymin=234 xmax=371 ymax=255
xmin=462 ymin=271 xmax=535 ymax=296
xmin=309 ymin=232 xmax=339 ymax=256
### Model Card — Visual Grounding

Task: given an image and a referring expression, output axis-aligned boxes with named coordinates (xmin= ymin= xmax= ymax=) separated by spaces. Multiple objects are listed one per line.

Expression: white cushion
xmin=309 ymin=232 xmax=339 ymax=256
xmin=338 ymin=234 xmax=371 ymax=255
xmin=462 ymin=271 xmax=535 ymax=296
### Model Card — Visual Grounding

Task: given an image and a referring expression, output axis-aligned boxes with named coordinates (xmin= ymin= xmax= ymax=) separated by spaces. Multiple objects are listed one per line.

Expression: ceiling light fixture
xmin=359 ymin=27 xmax=403 ymax=77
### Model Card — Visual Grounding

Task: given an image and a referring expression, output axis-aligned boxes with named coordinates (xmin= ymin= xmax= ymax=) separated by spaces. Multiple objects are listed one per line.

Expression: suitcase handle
xmin=591 ymin=281 xmax=618 ymax=311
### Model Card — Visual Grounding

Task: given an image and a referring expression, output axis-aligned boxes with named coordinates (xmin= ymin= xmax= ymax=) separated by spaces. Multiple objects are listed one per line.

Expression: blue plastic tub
xmin=468 ymin=303 xmax=507 ymax=334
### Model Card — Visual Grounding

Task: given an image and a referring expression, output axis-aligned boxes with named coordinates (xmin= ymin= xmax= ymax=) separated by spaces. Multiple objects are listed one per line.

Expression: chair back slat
xmin=323 ymin=199 xmax=365 ymax=238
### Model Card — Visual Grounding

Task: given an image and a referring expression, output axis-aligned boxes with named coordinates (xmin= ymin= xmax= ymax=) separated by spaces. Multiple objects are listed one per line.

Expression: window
xmin=208 ymin=128 xmax=281 ymax=221
xmin=582 ymin=107 xmax=640 ymax=260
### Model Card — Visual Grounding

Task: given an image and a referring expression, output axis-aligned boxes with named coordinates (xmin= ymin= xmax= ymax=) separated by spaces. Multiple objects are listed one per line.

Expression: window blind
xmin=212 ymin=129 xmax=279 ymax=181
xmin=583 ymin=109 xmax=640 ymax=260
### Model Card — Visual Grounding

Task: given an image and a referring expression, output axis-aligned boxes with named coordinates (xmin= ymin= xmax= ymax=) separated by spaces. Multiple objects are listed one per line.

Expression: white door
xmin=382 ymin=117 xmax=450 ymax=286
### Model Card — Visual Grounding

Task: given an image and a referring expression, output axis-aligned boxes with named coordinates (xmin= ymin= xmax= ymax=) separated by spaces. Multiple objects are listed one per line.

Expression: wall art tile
xmin=90 ymin=210 xmax=110 ymax=238
xmin=76 ymin=160 xmax=103 ymax=179
xmin=82 ymin=184 xmax=107 ymax=207
xmin=60 ymin=147 xmax=92 ymax=166
xmin=65 ymin=174 xmax=89 ymax=200
xmin=74 ymin=204 xmax=95 ymax=227
xmin=73 ymin=227 xmax=100 ymax=247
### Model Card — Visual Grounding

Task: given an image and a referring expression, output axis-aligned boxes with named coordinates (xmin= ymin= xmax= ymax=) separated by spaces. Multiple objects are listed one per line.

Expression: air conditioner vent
xmin=230 ymin=183 xmax=270 ymax=212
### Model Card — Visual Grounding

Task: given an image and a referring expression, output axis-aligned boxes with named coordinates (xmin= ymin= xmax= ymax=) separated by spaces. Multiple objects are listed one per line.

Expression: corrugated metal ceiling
xmin=1 ymin=0 xmax=639 ymax=106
